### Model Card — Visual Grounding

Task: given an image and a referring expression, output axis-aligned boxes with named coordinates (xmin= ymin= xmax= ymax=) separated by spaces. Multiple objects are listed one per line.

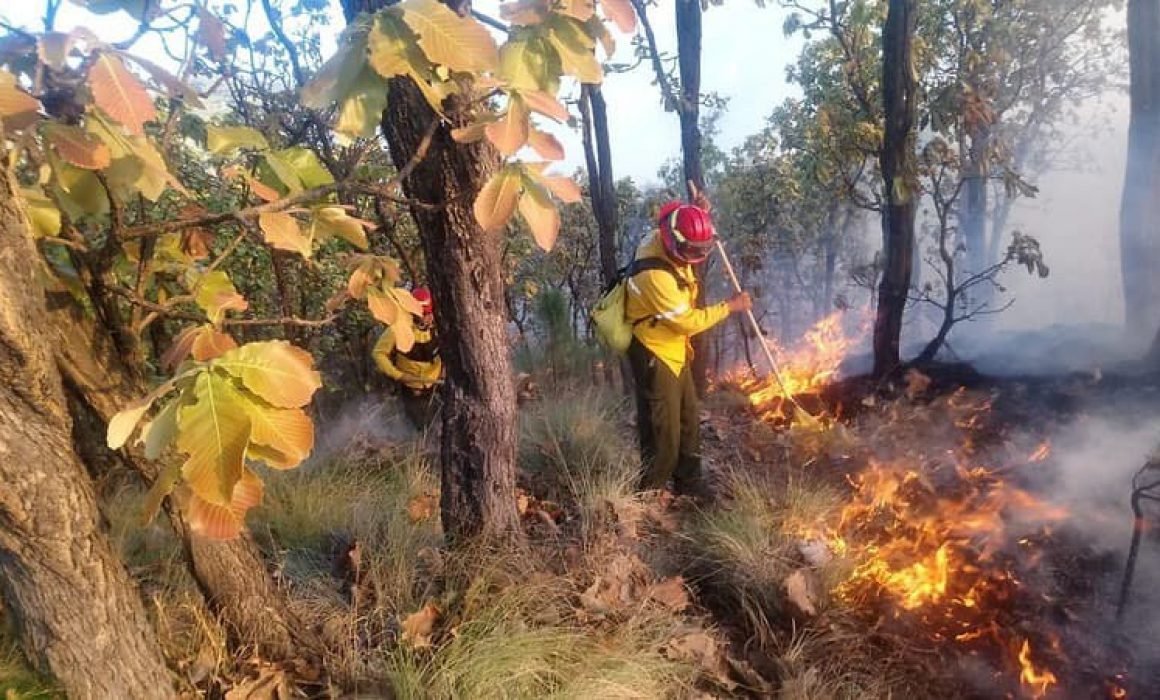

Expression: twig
xmin=113 ymin=284 xmax=338 ymax=328
xmin=629 ymin=0 xmax=680 ymax=111
xmin=260 ymin=0 xmax=306 ymax=87
xmin=471 ymin=10 xmax=509 ymax=34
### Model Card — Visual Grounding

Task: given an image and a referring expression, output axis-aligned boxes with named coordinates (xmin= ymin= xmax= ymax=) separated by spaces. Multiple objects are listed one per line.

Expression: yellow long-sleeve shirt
xmin=372 ymin=325 xmax=442 ymax=391
xmin=623 ymin=233 xmax=730 ymax=377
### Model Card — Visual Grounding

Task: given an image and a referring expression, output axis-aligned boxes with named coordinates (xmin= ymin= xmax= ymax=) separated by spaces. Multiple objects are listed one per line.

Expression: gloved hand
xmin=726 ymin=292 xmax=752 ymax=314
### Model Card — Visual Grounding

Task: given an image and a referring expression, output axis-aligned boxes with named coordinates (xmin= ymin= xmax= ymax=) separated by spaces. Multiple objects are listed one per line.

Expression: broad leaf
xmin=557 ymin=0 xmax=596 ymax=22
xmin=600 ymin=0 xmax=636 ymax=34
xmin=279 ymin=147 xmax=334 ymax=188
xmin=195 ymin=270 xmax=248 ymax=324
xmin=186 ymin=467 xmax=264 ymax=539
xmin=368 ymin=11 xmax=414 ymax=78
xmin=537 ymin=173 xmax=583 ymax=203
xmin=546 ymin=16 xmax=601 ymax=83
xmin=499 ymin=38 xmax=559 ymax=93
xmin=178 ymin=371 xmax=252 ymax=505
xmin=142 ymin=398 xmax=180 ymax=460
xmin=527 ymin=128 xmax=564 ymax=160
xmin=393 ymin=287 xmax=425 ymax=316
xmin=348 ymin=263 xmax=374 ymax=298
xmin=213 ymin=341 xmax=322 ymax=409
xmin=302 ymin=23 xmax=369 ymax=109
xmin=259 ymin=211 xmax=312 ymax=257
xmin=51 ymin=159 xmax=108 ymax=218
xmin=162 ymin=325 xmax=201 ymax=371
xmin=119 ymin=52 xmax=204 ymax=108
xmin=473 ymin=167 xmax=521 ymax=233
xmin=44 ymin=123 xmax=111 ymax=170
xmin=335 ymin=69 xmax=391 ymax=140
xmin=244 ymin=399 xmax=314 ymax=469
xmin=104 ymin=135 xmax=185 ymax=202
xmin=500 ymin=0 xmax=550 ymax=25
xmin=108 ymin=400 xmax=152 ymax=450
xmin=451 ymin=119 xmax=492 ymax=143
xmin=311 ymin=206 xmax=372 ymax=250
xmin=400 ymin=0 xmax=500 ymax=73
xmin=89 ymin=53 xmax=157 ymax=136
xmin=518 ymin=178 xmax=560 ymax=250
xmin=484 ymin=94 xmax=530 ymax=156
xmin=0 ymin=69 xmax=40 ymax=131
xmin=206 ymin=125 xmax=269 ymax=155
xmin=263 ymin=152 xmax=303 ymax=193
xmin=20 ymin=188 xmax=61 ymax=238
xmin=191 ymin=326 xmax=238 ymax=361
xmin=392 ymin=312 xmax=416 ymax=353
xmin=139 ymin=460 xmax=181 ymax=526
xmin=367 ymin=285 xmax=400 ymax=324
xmin=520 ymin=90 xmax=569 ymax=122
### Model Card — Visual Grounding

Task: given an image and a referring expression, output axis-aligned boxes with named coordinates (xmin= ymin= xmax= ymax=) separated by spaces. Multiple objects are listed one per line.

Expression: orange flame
xmin=1018 ymin=639 xmax=1058 ymax=698
xmin=1028 ymin=442 xmax=1051 ymax=463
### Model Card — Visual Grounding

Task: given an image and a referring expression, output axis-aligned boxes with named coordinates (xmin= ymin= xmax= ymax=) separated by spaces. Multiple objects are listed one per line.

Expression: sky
xmin=1 ymin=1 xmax=1133 ymax=337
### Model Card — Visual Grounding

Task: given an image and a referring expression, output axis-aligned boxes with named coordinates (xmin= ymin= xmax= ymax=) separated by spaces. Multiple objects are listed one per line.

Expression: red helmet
xmin=412 ymin=286 xmax=433 ymax=315
xmin=658 ymin=202 xmax=715 ymax=264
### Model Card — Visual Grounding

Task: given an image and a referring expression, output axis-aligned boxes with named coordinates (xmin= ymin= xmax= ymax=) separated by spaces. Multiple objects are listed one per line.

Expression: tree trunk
xmin=675 ymin=0 xmax=711 ymax=394
xmin=873 ymin=0 xmax=919 ymax=377
xmin=1121 ymin=0 xmax=1160 ymax=340
xmin=0 ymin=149 xmax=175 ymax=700
xmin=342 ymin=0 xmax=520 ymax=543
xmin=580 ymin=84 xmax=619 ymax=287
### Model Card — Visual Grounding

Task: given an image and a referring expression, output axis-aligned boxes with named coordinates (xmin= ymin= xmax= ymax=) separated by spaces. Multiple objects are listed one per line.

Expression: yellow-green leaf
xmin=138 ymin=460 xmax=181 ymax=526
xmin=263 ymin=152 xmax=302 ymax=193
xmin=142 ymin=398 xmax=180 ymax=460
xmin=368 ymin=12 xmax=413 ymax=78
xmin=367 ymin=285 xmax=400 ymax=324
xmin=20 ymin=188 xmax=61 ymax=238
xmin=473 ymin=167 xmax=521 ymax=233
xmin=279 ymin=147 xmax=334 ymax=188
xmin=500 ymin=0 xmax=550 ymax=25
xmin=195 ymin=270 xmax=249 ymax=324
xmin=499 ymin=38 xmax=558 ymax=93
xmin=177 ymin=371 xmax=252 ymax=505
xmin=484 ymin=94 xmax=530 ymax=157
xmin=213 ymin=341 xmax=322 ymax=409
xmin=302 ymin=23 xmax=369 ymax=109
xmin=44 ymin=123 xmax=111 ymax=170
xmin=557 ymin=0 xmax=596 ymax=22
xmin=258 ymin=211 xmax=312 ymax=257
xmin=206 ymin=125 xmax=269 ymax=155
xmin=311 ymin=205 xmax=372 ymax=250
xmin=546 ymin=16 xmax=601 ymax=83
xmin=51 ymin=158 xmax=108 ymax=218
xmin=244 ymin=400 xmax=314 ymax=469
xmin=89 ymin=53 xmax=157 ymax=136
xmin=600 ymin=0 xmax=636 ymax=34
xmin=400 ymin=0 xmax=500 ymax=73
xmin=335 ymin=69 xmax=391 ymax=141
xmin=518 ymin=178 xmax=560 ymax=251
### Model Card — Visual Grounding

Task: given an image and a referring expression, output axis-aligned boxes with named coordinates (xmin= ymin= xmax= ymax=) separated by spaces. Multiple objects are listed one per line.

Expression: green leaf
xmin=279 ymin=147 xmax=334 ymax=188
xmin=51 ymin=156 xmax=108 ymax=218
xmin=20 ymin=188 xmax=61 ymax=238
xmin=499 ymin=37 xmax=560 ymax=93
xmin=399 ymin=0 xmax=500 ymax=73
xmin=302 ymin=23 xmax=370 ymax=109
xmin=368 ymin=11 xmax=415 ymax=79
xmin=310 ymin=206 xmax=373 ymax=250
xmin=212 ymin=340 xmax=322 ymax=409
xmin=546 ymin=16 xmax=601 ymax=83
xmin=206 ymin=125 xmax=270 ymax=155
xmin=263 ymin=152 xmax=303 ymax=193
xmin=142 ymin=397 xmax=180 ymax=460
xmin=177 ymin=371 xmax=252 ymax=505
xmin=195 ymin=270 xmax=249 ymax=324
xmin=335 ymin=69 xmax=391 ymax=141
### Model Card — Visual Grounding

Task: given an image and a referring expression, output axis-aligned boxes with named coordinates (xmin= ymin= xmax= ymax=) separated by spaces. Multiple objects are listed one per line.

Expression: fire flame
xmin=735 ymin=316 xmax=1077 ymax=694
xmin=1018 ymin=639 xmax=1058 ymax=698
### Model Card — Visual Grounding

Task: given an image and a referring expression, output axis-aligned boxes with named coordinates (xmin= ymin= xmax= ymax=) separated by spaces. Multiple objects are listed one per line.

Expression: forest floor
xmin=4 ymin=364 xmax=1160 ymax=699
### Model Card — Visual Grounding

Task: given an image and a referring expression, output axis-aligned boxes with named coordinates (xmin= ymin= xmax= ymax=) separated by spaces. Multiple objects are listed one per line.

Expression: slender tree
xmin=873 ymin=0 xmax=919 ymax=376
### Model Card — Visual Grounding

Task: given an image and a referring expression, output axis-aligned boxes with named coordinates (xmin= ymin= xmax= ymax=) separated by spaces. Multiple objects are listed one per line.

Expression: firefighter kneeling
xmin=373 ymin=286 xmax=443 ymax=431
xmin=626 ymin=202 xmax=750 ymax=498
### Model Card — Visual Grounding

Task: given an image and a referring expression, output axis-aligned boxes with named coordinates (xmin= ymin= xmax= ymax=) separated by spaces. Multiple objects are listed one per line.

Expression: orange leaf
xmin=484 ymin=94 xmax=530 ymax=157
xmin=600 ymin=0 xmax=636 ymax=33
xmin=245 ymin=402 xmax=314 ymax=469
xmin=162 ymin=326 xmax=201 ymax=372
xmin=89 ymin=53 xmax=157 ymax=136
xmin=186 ymin=469 xmax=264 ymax=540
xmin=258 ymin=211 xmax=311 ymax=257
xmin=0 ymin=69 xmax=41 ymax=131
xmin=473 ymin=168 xmax=521 ymax=233
xmin=44 ymin=123 xmax=111 ymax=170
xmin=400 ymin=602 xmax=440 ymax=648
xmin=348 ymin=264 xmax=374 ymax=299
xmin=527 ymin=128 xmax=564 ymax=160
xmin=520 ymin=90 xmax=569 ymax=122
xmin=191 ymin=326 xmax=238 ymax=361
xmin=450 ymin=120 xmax=491 ymax=144
xmin=541 ymin=175 xmax=582 ymax=203
xmin=518 ymin=180 xmax=559 ymax=251
xmin=407 ymin=493 xmax=437 ymax=522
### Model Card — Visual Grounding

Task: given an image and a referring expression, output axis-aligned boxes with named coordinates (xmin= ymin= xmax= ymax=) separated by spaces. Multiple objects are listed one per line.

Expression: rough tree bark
xmin=873 ymin=0 xmax=919 ymax=377
xmin=1121 ymin=0 xmax=1160 ymax=345
xmin=47 ymin=301 xmax=317 ymax=662
xmin=0 ymin=145 xmax=175 ymax=700
xmin=580 ymin=84 xmax=619 ymax=287
xmin=342 ymin=0 xmax=520 ymax=542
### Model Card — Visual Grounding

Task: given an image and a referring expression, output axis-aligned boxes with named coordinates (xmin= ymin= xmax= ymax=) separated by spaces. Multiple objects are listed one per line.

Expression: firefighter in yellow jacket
xmin=624 ymin=201 xmax=751 ymax=497
xmin=373 ymin=286 xmax=443 ymax=430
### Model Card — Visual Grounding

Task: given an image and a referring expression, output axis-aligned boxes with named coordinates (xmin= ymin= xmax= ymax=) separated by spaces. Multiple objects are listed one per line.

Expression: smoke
xmin=306 ymin=394 xmax=419 ymax=468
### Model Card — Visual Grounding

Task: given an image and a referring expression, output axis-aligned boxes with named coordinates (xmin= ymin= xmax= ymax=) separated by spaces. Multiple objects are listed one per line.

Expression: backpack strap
xmin=624 ymin=256 xmax=690 ymax=327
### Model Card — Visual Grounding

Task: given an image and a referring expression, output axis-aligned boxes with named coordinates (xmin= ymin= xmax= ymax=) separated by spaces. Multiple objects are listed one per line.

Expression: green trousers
xmin=628 ymin=338 xmax=702 ymax=492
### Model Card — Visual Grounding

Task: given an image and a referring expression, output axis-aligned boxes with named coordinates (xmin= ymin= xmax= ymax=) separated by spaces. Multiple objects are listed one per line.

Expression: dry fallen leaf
xmin=784 ymin=569 xmax=819 ymax=617
xmin=224 ymin=661 xmax=293 ymax=700
xmin=664 ymin=631 xmax=736 ymax=691
xmin=646 ymin=576 xmax=690 ymax=612
xmin=400 ymin=602 xmax=440 ymax=649
xmin=406 ymin=493 xmax=437 ymax=522
xmin=904 ymin=368 xmax=932 ymax=400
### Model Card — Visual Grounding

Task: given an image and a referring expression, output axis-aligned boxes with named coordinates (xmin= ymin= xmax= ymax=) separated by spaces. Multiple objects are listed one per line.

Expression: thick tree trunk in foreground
xmin=342 ymin=0 xmax=520 ymax=543
xmin=1121 ymin=0 xmax=1160 ymax=342
xmin=0 ymin=151 xmax=174 ymax=699
xmin=873 ymin=0 xmax=919 ymax=377
xmin=48 ymin=300 xmax=314 ymax=661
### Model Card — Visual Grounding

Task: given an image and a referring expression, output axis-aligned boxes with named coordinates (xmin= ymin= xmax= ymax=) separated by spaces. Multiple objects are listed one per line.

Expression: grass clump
xmin=0 ymin=612 xmax=58 ymax=699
